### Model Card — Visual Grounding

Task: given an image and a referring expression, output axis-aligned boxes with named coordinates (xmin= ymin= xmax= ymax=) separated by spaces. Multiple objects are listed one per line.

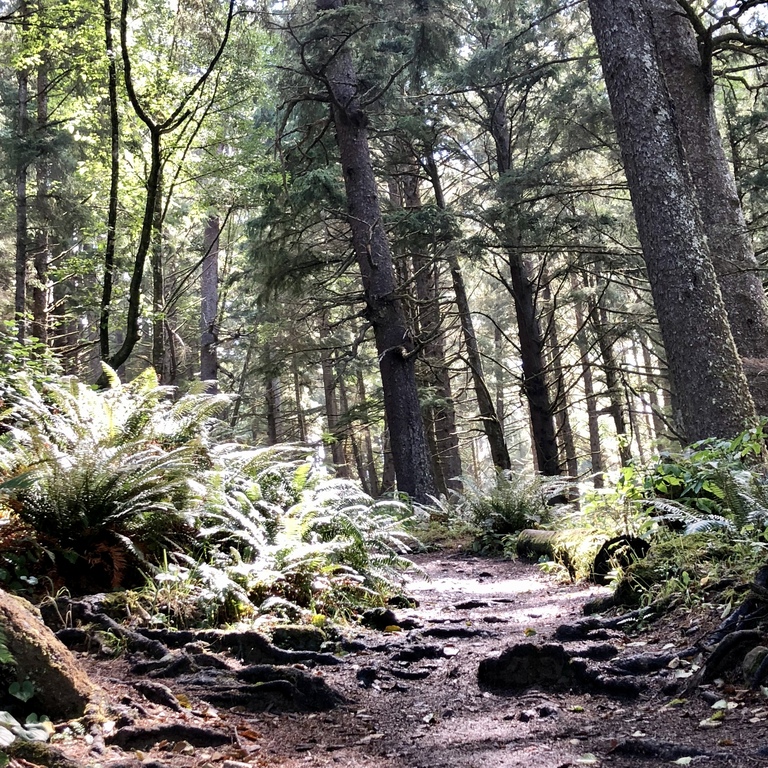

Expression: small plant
xmin=455 ymin=470 xmax=570 ymax=554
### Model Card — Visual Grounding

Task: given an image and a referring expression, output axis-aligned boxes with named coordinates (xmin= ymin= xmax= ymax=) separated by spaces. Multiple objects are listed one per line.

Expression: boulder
xmin=0 ymin=590 xmax=93 ymax=720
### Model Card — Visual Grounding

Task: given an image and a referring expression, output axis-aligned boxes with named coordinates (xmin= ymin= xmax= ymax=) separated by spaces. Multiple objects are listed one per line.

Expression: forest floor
xmin=31 ymin=549 xmax=768 ymax=768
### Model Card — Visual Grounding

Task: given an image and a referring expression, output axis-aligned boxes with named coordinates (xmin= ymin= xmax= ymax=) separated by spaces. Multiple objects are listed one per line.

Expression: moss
xmin=613 ymin=532 xmax=747 ymax=607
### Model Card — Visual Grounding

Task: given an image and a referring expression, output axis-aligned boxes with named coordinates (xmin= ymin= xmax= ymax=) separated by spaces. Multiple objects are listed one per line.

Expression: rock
xmin=390 ymin=644 xmax=443 ymax=663
xmin=479 ymin=643 xmax=576 ymax=690
xmin=743 ymin=645 xmax=768 ymax=685
xmin=356 ymin=667 xmax=379 ymax=688
xmin=361 ymin=608 xmax=399 ymax=630
xmin=478 ymin=642 xmax=639 ymax=698
xmin=387 ymin=595 xmax=418 ymax=609
xmin=0 ymin=590 xmax=93 ymax=720
xmin=272 ymin=624 xmax=326 ymax=652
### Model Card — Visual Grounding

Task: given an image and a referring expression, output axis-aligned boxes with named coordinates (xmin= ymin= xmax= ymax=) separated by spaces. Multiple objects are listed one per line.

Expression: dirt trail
xmin=69 ymin=551 xmax=767 ymax=768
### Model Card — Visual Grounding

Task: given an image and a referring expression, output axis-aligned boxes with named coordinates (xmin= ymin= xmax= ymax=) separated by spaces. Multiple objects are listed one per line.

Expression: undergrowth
xmin=0 ymin=368 xmax=420 ymax=626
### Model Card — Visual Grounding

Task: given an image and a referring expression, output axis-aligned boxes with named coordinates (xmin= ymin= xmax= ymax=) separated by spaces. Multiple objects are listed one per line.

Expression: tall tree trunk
xmin=594 ymin=303 xmax=632 ymax=468
xmin=650 ymin=0 xmax=768 ymax=415
xmin=151 ymin=165 xmax=165 ymax=381
xmin=424 ymin=154 xmax=511 ymax=471
xmin=640 ymin=339 xmax=666 ymax=444
xmin=313 ymin=0 xmax=435 ymax=502
xmin=292 ymin=355 xmax=307 ymax=443
xmin=588 ymin=0 xmax=756 ymax=442
xmin=15 ymin=4 xmax=29 ymax=343
xmin=320 ymin=337 xmax=349 ymax=477
xmin=339 ymin=371 xmax=371 ymax=494
xmin=484 ymin=86 xmax=559 ymax=474
xmin=404 ymin=173 xmax=462 ymax=493
xmin=229 ymin=336 xmax=256 ymax=429
xmin=32 ymin=56 xmax=50 ymax=345
xmin=572 ymin=273 xmax=604 ymax=487
xmin=104 ymin=0 xmax=235 ymax=378
xmin=265 ymin=373 xmax=282 ymax=446
xmin=356 ymin=369 xmax=380 ymax=496
xmin=494 ymin=325 xmax=505 ymax=437
xmin=99 ymin=0 xmax=120 ymax=362
xmin=200 ymin=215 xmax=219 ymax=391
xmin=542 ymin=282 xmax=577 ymax=476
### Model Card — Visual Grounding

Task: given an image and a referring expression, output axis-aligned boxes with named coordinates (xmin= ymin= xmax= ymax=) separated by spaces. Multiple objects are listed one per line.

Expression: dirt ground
xmin=28 ymin=551 xmax=768 ymax=768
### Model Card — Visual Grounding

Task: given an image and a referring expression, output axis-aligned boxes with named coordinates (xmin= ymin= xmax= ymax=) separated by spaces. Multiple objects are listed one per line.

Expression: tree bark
xmin=320 ymin=334 xmax=349 ymax=477
xmin=542 ymin=282 xmax=577 ymax=476
xmin=15 ymin=8 xmax=29 ymax=343
xmin=650 ymin=0 xmax=768 ymax=411
xmin=424 ymin=153 xmax=511 ymax=471
xmin=484 ymin=85 xmax=559 ymax=474
xmin=594 ymin=302 xmax=632 ymax=468
xmin=404 ymin=173 xmax=462 ymax=493
xmin=151 ymin=164 xmax=165 ymax=382
xmin=32 ymin=56 xmax=50 ymax=345
xmin=314 ymin=0 xmax=436 ymax=502
xmin=200 ymin=215 xmax=220 ymax=391
xmin=572 ymin=274 xmax=604 ymax=487
xmin=587 ymin=0 xmax=756 ymax=442
xmin=99 ymin=0 xmax=120 ymax=362
xmin=356 ymin=369 xmax=380 ymax=496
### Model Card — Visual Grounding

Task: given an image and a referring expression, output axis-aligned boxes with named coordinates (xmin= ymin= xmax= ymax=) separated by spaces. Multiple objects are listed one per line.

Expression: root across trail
xmin=35 ymin=552 xmax=768 ymax=768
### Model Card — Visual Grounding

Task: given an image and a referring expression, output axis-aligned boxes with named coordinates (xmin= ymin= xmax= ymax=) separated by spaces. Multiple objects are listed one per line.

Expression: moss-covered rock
xmin=0 ymin=590 xmax=93 ymax=720
xmin=271 ymin=624 xmax=327 ymax=651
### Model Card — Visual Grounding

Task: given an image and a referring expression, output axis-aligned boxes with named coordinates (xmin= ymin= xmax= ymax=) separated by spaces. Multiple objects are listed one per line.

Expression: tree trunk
xmin=320 ymin=337 xmax=349 ymax=476
xmin=404 ymin=173 xmax=462 ymax=493
xmin=99 ymin=0 xmax=120 ymax=362
xmin=151 ymin=165 xmax=165 ymax=382
xmin=594 ymin=303 xmax=632 ymax=468
xmin=494 ymin=325 xmax=506 ymax=436
xmin=32 ymin=57 xmax=50 ymax=345
xmin=292 ymin=355 xmax=307 ymax=443
xmin=200 ymin=215 xmax=219 ymax=391
xmin=356 ymin=369 xmax=380 ymax=496
xmin=265 ymin=375 xmax=282 ymax=446
xmin=314 ymin=0 xmax=435 ymax=502
xmin=15 ymin=14 xmax=29 ymax=343
xmin=650 ymin=0 xmax=768 ymax=414
xmin=587 ymin=0 xmax=756 ymax=442
xmin=424 ymin=153 xmax=511 ymax=471
xmin=484 ymin=85 xmax=559 ymax=475
xmin=572 ymin=275 xmax=604 ymax=487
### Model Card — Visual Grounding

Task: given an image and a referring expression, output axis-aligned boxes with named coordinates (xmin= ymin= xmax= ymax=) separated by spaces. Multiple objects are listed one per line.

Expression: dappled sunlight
xmin=408 ymin=575 xmax=547 ymax=596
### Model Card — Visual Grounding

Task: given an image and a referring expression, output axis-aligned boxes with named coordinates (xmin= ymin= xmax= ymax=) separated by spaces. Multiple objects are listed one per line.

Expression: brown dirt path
xmin=57 ymin=551 xmax=768 ymax=768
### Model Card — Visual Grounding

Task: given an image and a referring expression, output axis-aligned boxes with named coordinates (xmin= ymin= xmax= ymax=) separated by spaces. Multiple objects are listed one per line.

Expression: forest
xmin=2 ymin=0 xmax=768 ymax=766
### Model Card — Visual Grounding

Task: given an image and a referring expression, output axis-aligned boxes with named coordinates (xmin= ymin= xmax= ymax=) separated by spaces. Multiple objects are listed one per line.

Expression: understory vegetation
xmin=1 ymin=357 xmax=767 ymax=632
xmin=0 ymin=367 xmax=420 ymax=628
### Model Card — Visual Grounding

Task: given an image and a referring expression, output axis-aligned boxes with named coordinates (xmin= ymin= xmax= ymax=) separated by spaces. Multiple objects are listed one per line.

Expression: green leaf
xmin=8 ymin=680 xmax=35 ymax=702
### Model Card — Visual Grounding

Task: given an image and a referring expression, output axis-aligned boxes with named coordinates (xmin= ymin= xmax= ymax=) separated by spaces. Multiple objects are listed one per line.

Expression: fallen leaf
xmin=524 ymin=627 xmax=537 ymax=637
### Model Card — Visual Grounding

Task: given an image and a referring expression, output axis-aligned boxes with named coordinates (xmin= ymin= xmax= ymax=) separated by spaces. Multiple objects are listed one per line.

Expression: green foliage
xmin=0 ymin=368 xmax=419 ymax=621
xmin=0 ymin=369 xmax=226 ymax=590
xmin=574 ymin=422 xmax=768 ymax=606
xmin=0 ymin=633 xmax=13 ymax=668
xmin=456 ymin=470 xmax=567 ymax=554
